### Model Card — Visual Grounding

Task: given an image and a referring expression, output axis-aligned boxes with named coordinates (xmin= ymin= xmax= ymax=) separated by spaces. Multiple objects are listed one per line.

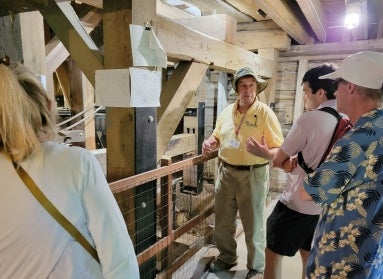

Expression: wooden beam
xmin=46 ymin=8 xmax=102 ymax=74
xmin=377 ymin=16 xmax=383 ymax=39
xmin=155 ymin=15 xmax=274 ymax=77
xmin=55 ymin=63 xmax=71 ymax=104
xmin=103 ymin=1 xmax=138 ymax=258
xmin=45 ymin=6 xmax=102 ymax=95
xmin=77 ymin=0 xmax=102 ymax=9
xmin=280 ymin=38 xmax=383 ymax=58
xmin=250 ymin=0 xmax=313 ymax=44
xmin=164 ymin=133 xmax=196 ymax=157
xmin=235 ymin=29 xmax=290 ymax=51
xmin=258 ymin=48 xmax=279 ymax=105
xmin=224 ymin=0 xmax=269 ymax=22
xmin=357 ymin=0 xmax=368 ymax=41
xmin=174 ymin=14 xmax=237 ymax=43
xmin=157 ymin=0 xmax=193 ymax=19
xmin=279 ymin=54 xmax=347 ymax=63
xmin=157 ymin=62 xmax=208 ymax=161
xmin=68 ymin=58 xmax=84 ymax=116
xmin=178 ymin=0 xmax=253 ymax=23
xmin=293 ymin=59 xmax=308 ymax=123
xmin=19 ymin=12 xmax=47 ymax=75
xmin=109 ymin=150 xmax=218 ymax=192
xmin=40 ymin=0 xmax=104 ymax=86
xmin=46 ymin=37 xmax=69 ymax=74
xmin=237 ymin=20 xmax=279 ymax=31
xmin=82 ymin=73 xmax=97 ymax=150
xmin=295 ymin=0 xmax=327 ymax=43
xmin=103 ymin=1 xmax=134 ymax=182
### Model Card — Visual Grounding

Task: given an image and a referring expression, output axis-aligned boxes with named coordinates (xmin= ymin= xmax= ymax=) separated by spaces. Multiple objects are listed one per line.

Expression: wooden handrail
xmin=109 ymin=150 xmax=218 ymax=193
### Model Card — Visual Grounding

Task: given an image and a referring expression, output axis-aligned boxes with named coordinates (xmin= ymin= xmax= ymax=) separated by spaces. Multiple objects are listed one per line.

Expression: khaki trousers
xmin=214 ymin=163 xmax=269 ymax=271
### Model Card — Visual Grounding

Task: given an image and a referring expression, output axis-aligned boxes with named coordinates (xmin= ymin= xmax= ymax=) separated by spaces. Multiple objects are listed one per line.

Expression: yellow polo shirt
xmin=213 ymin=99 xmax=283 ymax=165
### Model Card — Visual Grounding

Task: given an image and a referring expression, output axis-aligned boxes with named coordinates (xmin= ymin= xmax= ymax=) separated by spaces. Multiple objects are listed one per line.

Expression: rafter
xmin=295 ymin=0 xmax=327 ymax=43
xmin=41 ymin=0 xmax=103 ymax=85
xmin=244 ymin=0 xmax=313 ymax=44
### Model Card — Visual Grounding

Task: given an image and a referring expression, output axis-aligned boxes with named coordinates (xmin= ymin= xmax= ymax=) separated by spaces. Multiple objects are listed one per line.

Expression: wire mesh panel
xmin=110 ymin=151 xmax=218 ymax=279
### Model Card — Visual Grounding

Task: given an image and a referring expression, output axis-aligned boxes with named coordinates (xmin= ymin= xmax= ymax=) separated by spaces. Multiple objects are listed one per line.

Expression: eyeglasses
xmin=0 ymin=56 xmax=10 ymax=66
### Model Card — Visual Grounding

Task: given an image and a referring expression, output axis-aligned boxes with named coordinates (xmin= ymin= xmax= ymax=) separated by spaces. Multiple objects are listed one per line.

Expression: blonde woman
xmin=0 ymin=62 xmax=140 ymax=279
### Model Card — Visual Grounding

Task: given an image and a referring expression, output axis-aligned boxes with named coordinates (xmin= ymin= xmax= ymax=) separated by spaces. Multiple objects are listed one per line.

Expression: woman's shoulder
xmin=41 ymin=142 xmax=95 ymax=163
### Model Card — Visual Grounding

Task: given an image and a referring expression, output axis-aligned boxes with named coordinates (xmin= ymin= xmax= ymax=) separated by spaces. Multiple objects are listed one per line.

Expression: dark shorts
xmin=266 ymin=201 xmax=319 ymax=256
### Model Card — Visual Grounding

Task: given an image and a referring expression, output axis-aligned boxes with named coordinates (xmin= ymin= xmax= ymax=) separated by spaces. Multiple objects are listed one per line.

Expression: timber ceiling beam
xmin=235 ymin=29 xmax=290 ymax=51
xmin=157 ymin=61 xmax=209 ymax=161
xmin=246 ymin=0 xmax=313 ymax=44
xmin=280 ymin=38 xmax=383 ymax=58
xmin=136 ymin=0 xmax=274 ymax=76
xmin=237 ymin=20 xmax=280 ymax=31
xmin=295 ymin=0 xmax=327 ymax=43
xmin=40 ymin=0 xmax=103 ymax=85
xmin=155 ymin=15 xmax=273 ymax=77
xmin=46 ymin=7 xmax=102 ymax=74
xmin=75 ymin=0 xmax=102 ymax=9
xmin=157 ymin=0 xmax=193 ymax=19
xmin=174 ymin=14 xmax=237 ymax=43
xmin=5 ymin=0 xmax=274 ymax=78
xmin=235 ymin=19 xmax=291 ymax=51
xmin=224 ymin=0 xmax=269 ymax=22
xmin=178 ymin=0 xmax=253 ymax=23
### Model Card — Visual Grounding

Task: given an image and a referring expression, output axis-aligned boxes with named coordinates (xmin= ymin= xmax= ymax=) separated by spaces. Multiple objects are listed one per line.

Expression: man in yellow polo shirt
xmin=202 ymin=67 xmax=283 ymax=279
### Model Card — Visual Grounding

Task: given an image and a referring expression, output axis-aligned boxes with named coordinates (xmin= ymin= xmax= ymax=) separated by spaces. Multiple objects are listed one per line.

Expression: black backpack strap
xmin=297 ymin=151 xmax=314 ymax=174
xmin=297 ymin=106 xmax=340 ymax=174
xmin=319 ymin=106 xmax=342 ymax=121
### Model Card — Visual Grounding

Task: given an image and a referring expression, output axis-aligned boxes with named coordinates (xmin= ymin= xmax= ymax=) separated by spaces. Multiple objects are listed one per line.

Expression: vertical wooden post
xmin=104 ymin=1 xmax=159 ymax=278
xmin=293 ymin=59 xmax=308 ymax=123
xmin=82 ymin=73 xmax=96 ymax=150
xmin=19 ymin=12 xmax=47 ymax=76
xmin=258 ymin=48 xmax=279 ymax=106
xmin=159 ymin=157 xmax=173 ymax=270
xmin=103 ymin=1 xmax=135 ymax=182
xmin=103 ymin=0 xmax=140 ymax=274
xmin=131 ymin=1 xmax=158 ymax=277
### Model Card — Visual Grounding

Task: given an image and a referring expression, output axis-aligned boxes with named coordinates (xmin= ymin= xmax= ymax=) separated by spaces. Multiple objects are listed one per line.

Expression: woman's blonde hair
xmin=0 ymin=63 xmax=56 ymax=163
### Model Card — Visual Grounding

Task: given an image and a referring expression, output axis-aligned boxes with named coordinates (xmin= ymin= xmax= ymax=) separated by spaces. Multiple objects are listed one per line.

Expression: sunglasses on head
xmin=0 ymin=56 xmax=10 ymax=66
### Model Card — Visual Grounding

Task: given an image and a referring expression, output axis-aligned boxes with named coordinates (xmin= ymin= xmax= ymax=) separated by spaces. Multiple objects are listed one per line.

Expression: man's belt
xmin=221 ymin=161 xmax=269 ymax=171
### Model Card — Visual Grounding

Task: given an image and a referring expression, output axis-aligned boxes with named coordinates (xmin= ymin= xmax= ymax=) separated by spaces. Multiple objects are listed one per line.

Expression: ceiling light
xmin=344 ymin=0 xmax=362 ymax=29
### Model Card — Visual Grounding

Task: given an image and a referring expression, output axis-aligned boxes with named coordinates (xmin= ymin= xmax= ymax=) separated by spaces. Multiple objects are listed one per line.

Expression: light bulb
xmin=344 ymin=0 xmax=361 ymax=29
xmin=344 ymin=12 xmax=360 ymax=29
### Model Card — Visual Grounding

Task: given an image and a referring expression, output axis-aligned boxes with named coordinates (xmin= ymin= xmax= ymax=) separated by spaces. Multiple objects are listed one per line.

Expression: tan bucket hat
xmin=231 ymin=67 xmax=268 ymax=95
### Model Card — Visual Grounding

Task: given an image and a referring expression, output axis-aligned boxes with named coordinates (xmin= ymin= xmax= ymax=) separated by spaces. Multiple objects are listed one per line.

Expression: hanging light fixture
xmin=344 ymin=0 xmax=362 ymax=29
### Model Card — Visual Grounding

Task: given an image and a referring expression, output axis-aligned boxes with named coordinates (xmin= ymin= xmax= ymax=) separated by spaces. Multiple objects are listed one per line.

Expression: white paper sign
xmin=130 ymin=67 xmax=161 ymax=107
xmin=130 ymin=24 xmax=167 ymax=68
xmin=95 ymin=69 xmax=131 ymax=107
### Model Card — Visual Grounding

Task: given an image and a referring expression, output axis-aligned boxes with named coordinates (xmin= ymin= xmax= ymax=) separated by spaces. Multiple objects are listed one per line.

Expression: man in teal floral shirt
xmin=302 ymin=51 xmax=383 ymax=279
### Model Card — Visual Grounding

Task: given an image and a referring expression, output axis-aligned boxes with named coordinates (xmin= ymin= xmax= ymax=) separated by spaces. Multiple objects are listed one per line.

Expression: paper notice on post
xmin=130 ymin=24 xmax=167 ymax=68
xmin=95 ymin=69 xmax=131 ymax=107
xmin=130 ymin=67 xmax=161 ymax=107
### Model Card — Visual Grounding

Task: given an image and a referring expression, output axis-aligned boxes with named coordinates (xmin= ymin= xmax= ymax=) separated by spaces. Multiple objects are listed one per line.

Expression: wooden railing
xmin=109 ymin=150 xmax=218 ymax=278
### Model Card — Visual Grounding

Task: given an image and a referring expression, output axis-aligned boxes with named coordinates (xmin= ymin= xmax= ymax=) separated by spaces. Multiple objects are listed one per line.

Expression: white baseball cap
xmin=319 ymin=51 xmax=383 ymax=89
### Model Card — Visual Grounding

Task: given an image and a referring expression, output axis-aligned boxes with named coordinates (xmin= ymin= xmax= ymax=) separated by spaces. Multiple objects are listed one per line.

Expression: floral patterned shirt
xmin=367 ymin=233 xmax=383 ymax=278
xmin=303 ymin=109 xmax=383 ymax=279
